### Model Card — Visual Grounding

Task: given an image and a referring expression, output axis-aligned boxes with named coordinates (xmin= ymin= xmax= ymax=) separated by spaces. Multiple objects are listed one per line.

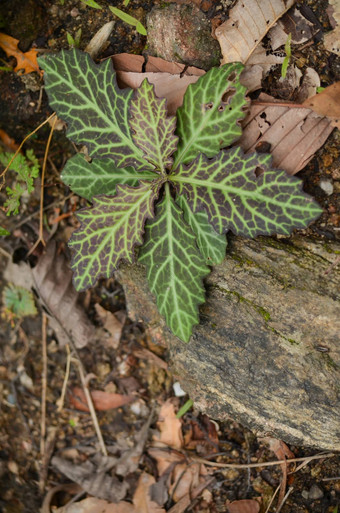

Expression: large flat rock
xmin=117 ymin=235 xmax=340 ymax=450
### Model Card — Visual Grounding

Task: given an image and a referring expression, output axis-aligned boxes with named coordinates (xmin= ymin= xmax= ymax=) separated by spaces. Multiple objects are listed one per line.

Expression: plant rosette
xmin=38 ymin=49 xmax=322 ymax=342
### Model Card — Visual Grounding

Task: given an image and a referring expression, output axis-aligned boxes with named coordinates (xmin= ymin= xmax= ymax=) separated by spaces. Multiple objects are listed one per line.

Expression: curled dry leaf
xmin=32 ymin=241 xmax=95 ymax=348
xmin=55 ymin=497 xmax=135 ymax=513
xmin=95 ymin=303 xmax=125 ymax=349
xmin=154 ymin=399 xmax=184 ymax=450
xmin=269 ymin=7 xmax=316 ymax=50
xmin=215 ymin=0 xmax=295 ymax=64
xmin=69 ymin=386 xmax=134 ymax=412
xmin=227 ymin=499 xmax=260 ymax=513
xmin=238 ymin=93 xmax=334 ymax=174
xmin=133 ymin=473 xmax=166 ymax=513
xmin=324 ymin=0 xmax=340 ymax=55
xmin=302 ymin=82 xmax=340 ymax=129
xmin=0 ymin=33 xmax=41 ymax=74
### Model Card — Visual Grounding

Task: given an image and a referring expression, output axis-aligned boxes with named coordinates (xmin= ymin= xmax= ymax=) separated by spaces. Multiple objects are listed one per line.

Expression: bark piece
xmin=117 ymin=235 xmax=340 ymax=451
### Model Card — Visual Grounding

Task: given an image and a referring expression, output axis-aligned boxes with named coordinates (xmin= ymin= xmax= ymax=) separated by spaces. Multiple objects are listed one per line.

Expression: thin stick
xmin=192 ymin=452 xmax=334 ymax=469
xmin=73 ymin=357 xmax=108 ymax=456
xmin=14 ymin=192 xmax=74 ymax=229
xmin=40 ymin=312 xmax=48 ymax=456
xmin=28 ymin=115 xmax=58 ymax=255
xmin=0 ymin=113 xmax=56 ymax=191
xmin=275 ymin=486 xmax=294 ymax=513
xmin=265 ymin=483 xmax=281 ymax=513
xmin=56 ymin=344 xmax=71 ymax=413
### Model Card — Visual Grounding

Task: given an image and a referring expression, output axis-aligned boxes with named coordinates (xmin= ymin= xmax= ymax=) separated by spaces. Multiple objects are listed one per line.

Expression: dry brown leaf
xmin=95 ymin=303 xmax=125 ymax=349
xmin=148 ymin=447 xmax=186 ymax=476
xmin=112 ymin=54 xmax=204 ymax=115
xmin=154 ymin=399 xmax=184 ymax=450
xmin=238 ymin=94 xmax=334 ymax=174
xmin=269 ymin=7 xmax=316 ymax=50
xmin=69 ymin=386 xmax=133 ymax=412
xmin=55 ymin=498 xmax=135 ymax=513
xmin=0 ymin=129 xmax=19 ymax=152
xmin=32 ymin=241 xmax=95 ymax=348
xmin=0 ymin=33 xmax=40 ymax=74
xmin=167 ymin=477 xmax=215 ymax=513
xmin=302 ymin=82 xmax=340 ymax=128
xmin=227 ymin=499 xmax=260 ymax=513
xmin=52 ymin=456 xmax=129 ymax=503
xmin=324 ymin=0 xmax=340 ymax=55
xmin=133 ymin=473 xmax=166 ymax=513
xmin=215 ymin=0 xmax=295 ymax=64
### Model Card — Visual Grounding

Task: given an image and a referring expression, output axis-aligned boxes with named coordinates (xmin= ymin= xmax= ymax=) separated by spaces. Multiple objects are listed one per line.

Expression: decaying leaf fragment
xmin=215 ymin=0 xmax=296 ymax=64
xmin=303 ymin=82 xmax=340 ymax=129
xmin=238 ymin=94 xmax=334 ymax=174
xmin=324 ymin=0 xmax=340 ymax=55
xmin=32 ymin=241 xmax=95 ymax=348
xmin=0 ymin=33 xmax=40 ymax=74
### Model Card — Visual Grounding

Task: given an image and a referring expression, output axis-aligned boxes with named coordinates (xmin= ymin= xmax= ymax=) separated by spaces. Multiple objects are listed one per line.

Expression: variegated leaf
xmin=139 ymin=184 xmax=209 ymax=342
xmin=129 ymin=79 xmax=178 ymax=173
xmin=38 ymin=49 xmax=152 ymax=170
xmin=69 ymin=180 xmax=161 ymax=291
xmin=171 ymin=147 xmax=323 ymax=237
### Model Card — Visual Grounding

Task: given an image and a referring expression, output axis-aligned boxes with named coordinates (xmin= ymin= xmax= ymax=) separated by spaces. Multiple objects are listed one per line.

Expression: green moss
xmin=210 ymin=285 xmax=272 ymax=322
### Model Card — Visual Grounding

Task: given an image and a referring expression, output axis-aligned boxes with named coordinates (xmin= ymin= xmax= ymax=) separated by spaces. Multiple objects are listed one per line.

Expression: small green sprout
xmin=281 ymin=33 xmax=292 ymax=79
xmin=67 ymin=28 xmax=82 ymax=48
xmin=176 ymin=399 xmax=194 ymax=418
xmin=80 ymin=0 xmax=102 ymax=9
xmin=109 ymin=6 xmax=147 ymax=36
xmin=2 ymin=284 xmax=37 ymax=325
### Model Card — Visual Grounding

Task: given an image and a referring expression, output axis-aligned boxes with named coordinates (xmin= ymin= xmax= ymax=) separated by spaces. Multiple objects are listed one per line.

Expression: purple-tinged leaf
xmin=171 ymin=147 xmax=322 ymax=238
xmin=129 ymin=79 xmax=178 ymax=173
xmin=69 ymin=180 xmax=162 ymax=291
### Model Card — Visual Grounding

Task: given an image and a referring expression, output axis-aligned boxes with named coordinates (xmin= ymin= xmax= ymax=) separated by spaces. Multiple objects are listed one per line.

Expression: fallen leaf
xmin=295 ymin=68 xmax=320 ymax=103
xmin=0 ymin=33 xmax=40 ymax=74
xmin=227 ymin=499 xmax=260 ymax=513
xmin=238 ymin=93 xmax=334 ymax=174
xmin=154 ymin=399 xmax=184 ymax=450
xmin=55 ymin=497 xmax=135 ymax=513
xmin=32 ymin=241 xmax=95 ymax=348
xmin=95 ymin=303 xmax=125 ymax=349
xmin=52 ymin=456 xmax=129 ymax=503
xmin=302 ymin=82 xmax=340 ymax=128
xmin=215 ymin=0 xmax=295 ymax=64
xmin=133 ymin=473 xmax=166 ymax=513
xmin=167 ymin=477 xmax=215 ymax=513
xmin=69 ymin=386 xmax=133 ymax=412
xmin=269 ymin=7 xmax=316 ymax=50
xmin=324 ymin=0 xmax=340 ymax=55
xmin=0 ymin=129 xmax=19 ymax=152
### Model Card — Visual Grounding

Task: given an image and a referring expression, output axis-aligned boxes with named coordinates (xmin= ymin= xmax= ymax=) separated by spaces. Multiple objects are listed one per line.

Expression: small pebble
xmin=173 ymin=381 xmax=187 ymax=397
xmin=70 ymin=7 xmax=79 ymax=17
xmin=308 ymin=484 xmax=324 ymax=500
xmin=319 ymin=179 xmax=334 ymax=195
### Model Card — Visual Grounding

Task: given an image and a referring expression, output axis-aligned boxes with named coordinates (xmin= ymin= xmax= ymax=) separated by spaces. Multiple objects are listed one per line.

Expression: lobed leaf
xmin=69 ymin=180 xmax=161 ymax=291
xmin=129 ymin=79 xmax=178 ymax=173
xmin=38 ymin=49 xmax=152 ymax=170
xmin=139 ymin=184 xmax=209 ymax=342
xmin=172 ymin=63 xmax=248 ymax=168
xmin=61 ymin=153 xmax=156 ymax=201
xmin=176 ymin=194 xmax=227 ymax=265
xmin=171 ymin=147 xmax=323 ymax=237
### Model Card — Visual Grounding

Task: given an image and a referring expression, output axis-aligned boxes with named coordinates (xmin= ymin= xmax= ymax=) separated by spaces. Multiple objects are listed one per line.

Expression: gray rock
xmin=117 ymin=235 xmax=340 ymax=451
xmin=146 ymin=4 xmax=221 ymax=70
xmin=307 ymin=484 xmax=324 ymax=500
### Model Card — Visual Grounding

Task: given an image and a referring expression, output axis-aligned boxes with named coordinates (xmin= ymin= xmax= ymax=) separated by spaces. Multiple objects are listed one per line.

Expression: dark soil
xmin=0 ymin=1 xmax=339 ymax=512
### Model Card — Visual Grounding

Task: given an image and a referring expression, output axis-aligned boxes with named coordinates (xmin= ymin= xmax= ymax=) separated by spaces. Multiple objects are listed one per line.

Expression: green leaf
xmin=61 ymin=153 xmax=157 ymax=201
xmin=176 ymin=194 xmax=226 ymax=265
xmin=69 ymin=180 xmax=161 ymax=291
xmin=171 ymin=147 xmax=323 ymax=237
xmin=129 ymin=79 xmax=178 ymax=173
xmin=0 ymin=226 xmax=10 ymax=236
xmin=109 ymin=7 xmax=147 ymax=35
xmin=2 ymin=284 xmax=37 ymax=318
xmin=38 ymin=49 xmax=152 ymax=170
xmin=176 ymin=399 xmax=193 ymax=418
xmin=139 ymin=184 xmax=209 ymax=342
xmin=5 ymin=183 xmax=25 ymax=215
xmin=0 ymin=149 xmax=40 ymax=193
xmin=80 ymin=0 xmax=102 ymax=8
xmin=172 ymin=63 xmax=248 ymax=168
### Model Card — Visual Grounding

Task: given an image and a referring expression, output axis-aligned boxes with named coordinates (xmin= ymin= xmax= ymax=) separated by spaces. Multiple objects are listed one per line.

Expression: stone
xmin=117 ymin=235 xmax=340 ymax=451
xmin=146 ymin=3 xmax=221 ymax=70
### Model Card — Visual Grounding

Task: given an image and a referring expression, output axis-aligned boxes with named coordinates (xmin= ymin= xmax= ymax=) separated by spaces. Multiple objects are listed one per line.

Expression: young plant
xmin=38 ymin=49 xmax=322 ymax=342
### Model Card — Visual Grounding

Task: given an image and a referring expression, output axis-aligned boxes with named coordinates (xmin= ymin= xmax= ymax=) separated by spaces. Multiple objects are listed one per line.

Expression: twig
xmin=265 ymin=483 xmax=281 ymax=513
xmin=14 ymin=192 xmax=74 ymax=229
xmin=28 ymin=115 xmax=58 ymax=255
xmin=275 ymin=486 xmax=294 ymax=513
xmin=56 ymin=344 xmax=71 ymax=413
xmin=40 ymin=312 xmax=48 ymax=456
xmin=192 ymin=452 xmax=334 ymax=469
xmin=39 ymin=427 xmax=58 ymax=494
xmin=0 ymin=113 xmax=56 ymax=191
xmin=72 ymin=356 xmax=108 ymax=457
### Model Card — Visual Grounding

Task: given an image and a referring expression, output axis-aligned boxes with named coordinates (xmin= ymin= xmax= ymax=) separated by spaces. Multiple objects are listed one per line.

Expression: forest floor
xmin=0 ymin=0 xmax=339 ymax=512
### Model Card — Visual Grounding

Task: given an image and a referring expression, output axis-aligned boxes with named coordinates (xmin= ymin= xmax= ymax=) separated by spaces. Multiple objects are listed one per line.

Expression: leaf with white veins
xmin=70 ymin=180 xmax=161 ymax=291
xmin=173 ymin=63 xmax=248 ymax=168
xmin=38 ymin=49 xmax=152 ymax=170
xmin=171 ymin=147 xmax=323 ymax=237
xmin=176 ymin=194 xmax=227 ymax=265
xmin=139 ymin=184 xmax=209 ymax=342
xmin=61 ymin=153 xmax=156 ymax=200
xmin=129 ymin=79 xmax=178 ymax=172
